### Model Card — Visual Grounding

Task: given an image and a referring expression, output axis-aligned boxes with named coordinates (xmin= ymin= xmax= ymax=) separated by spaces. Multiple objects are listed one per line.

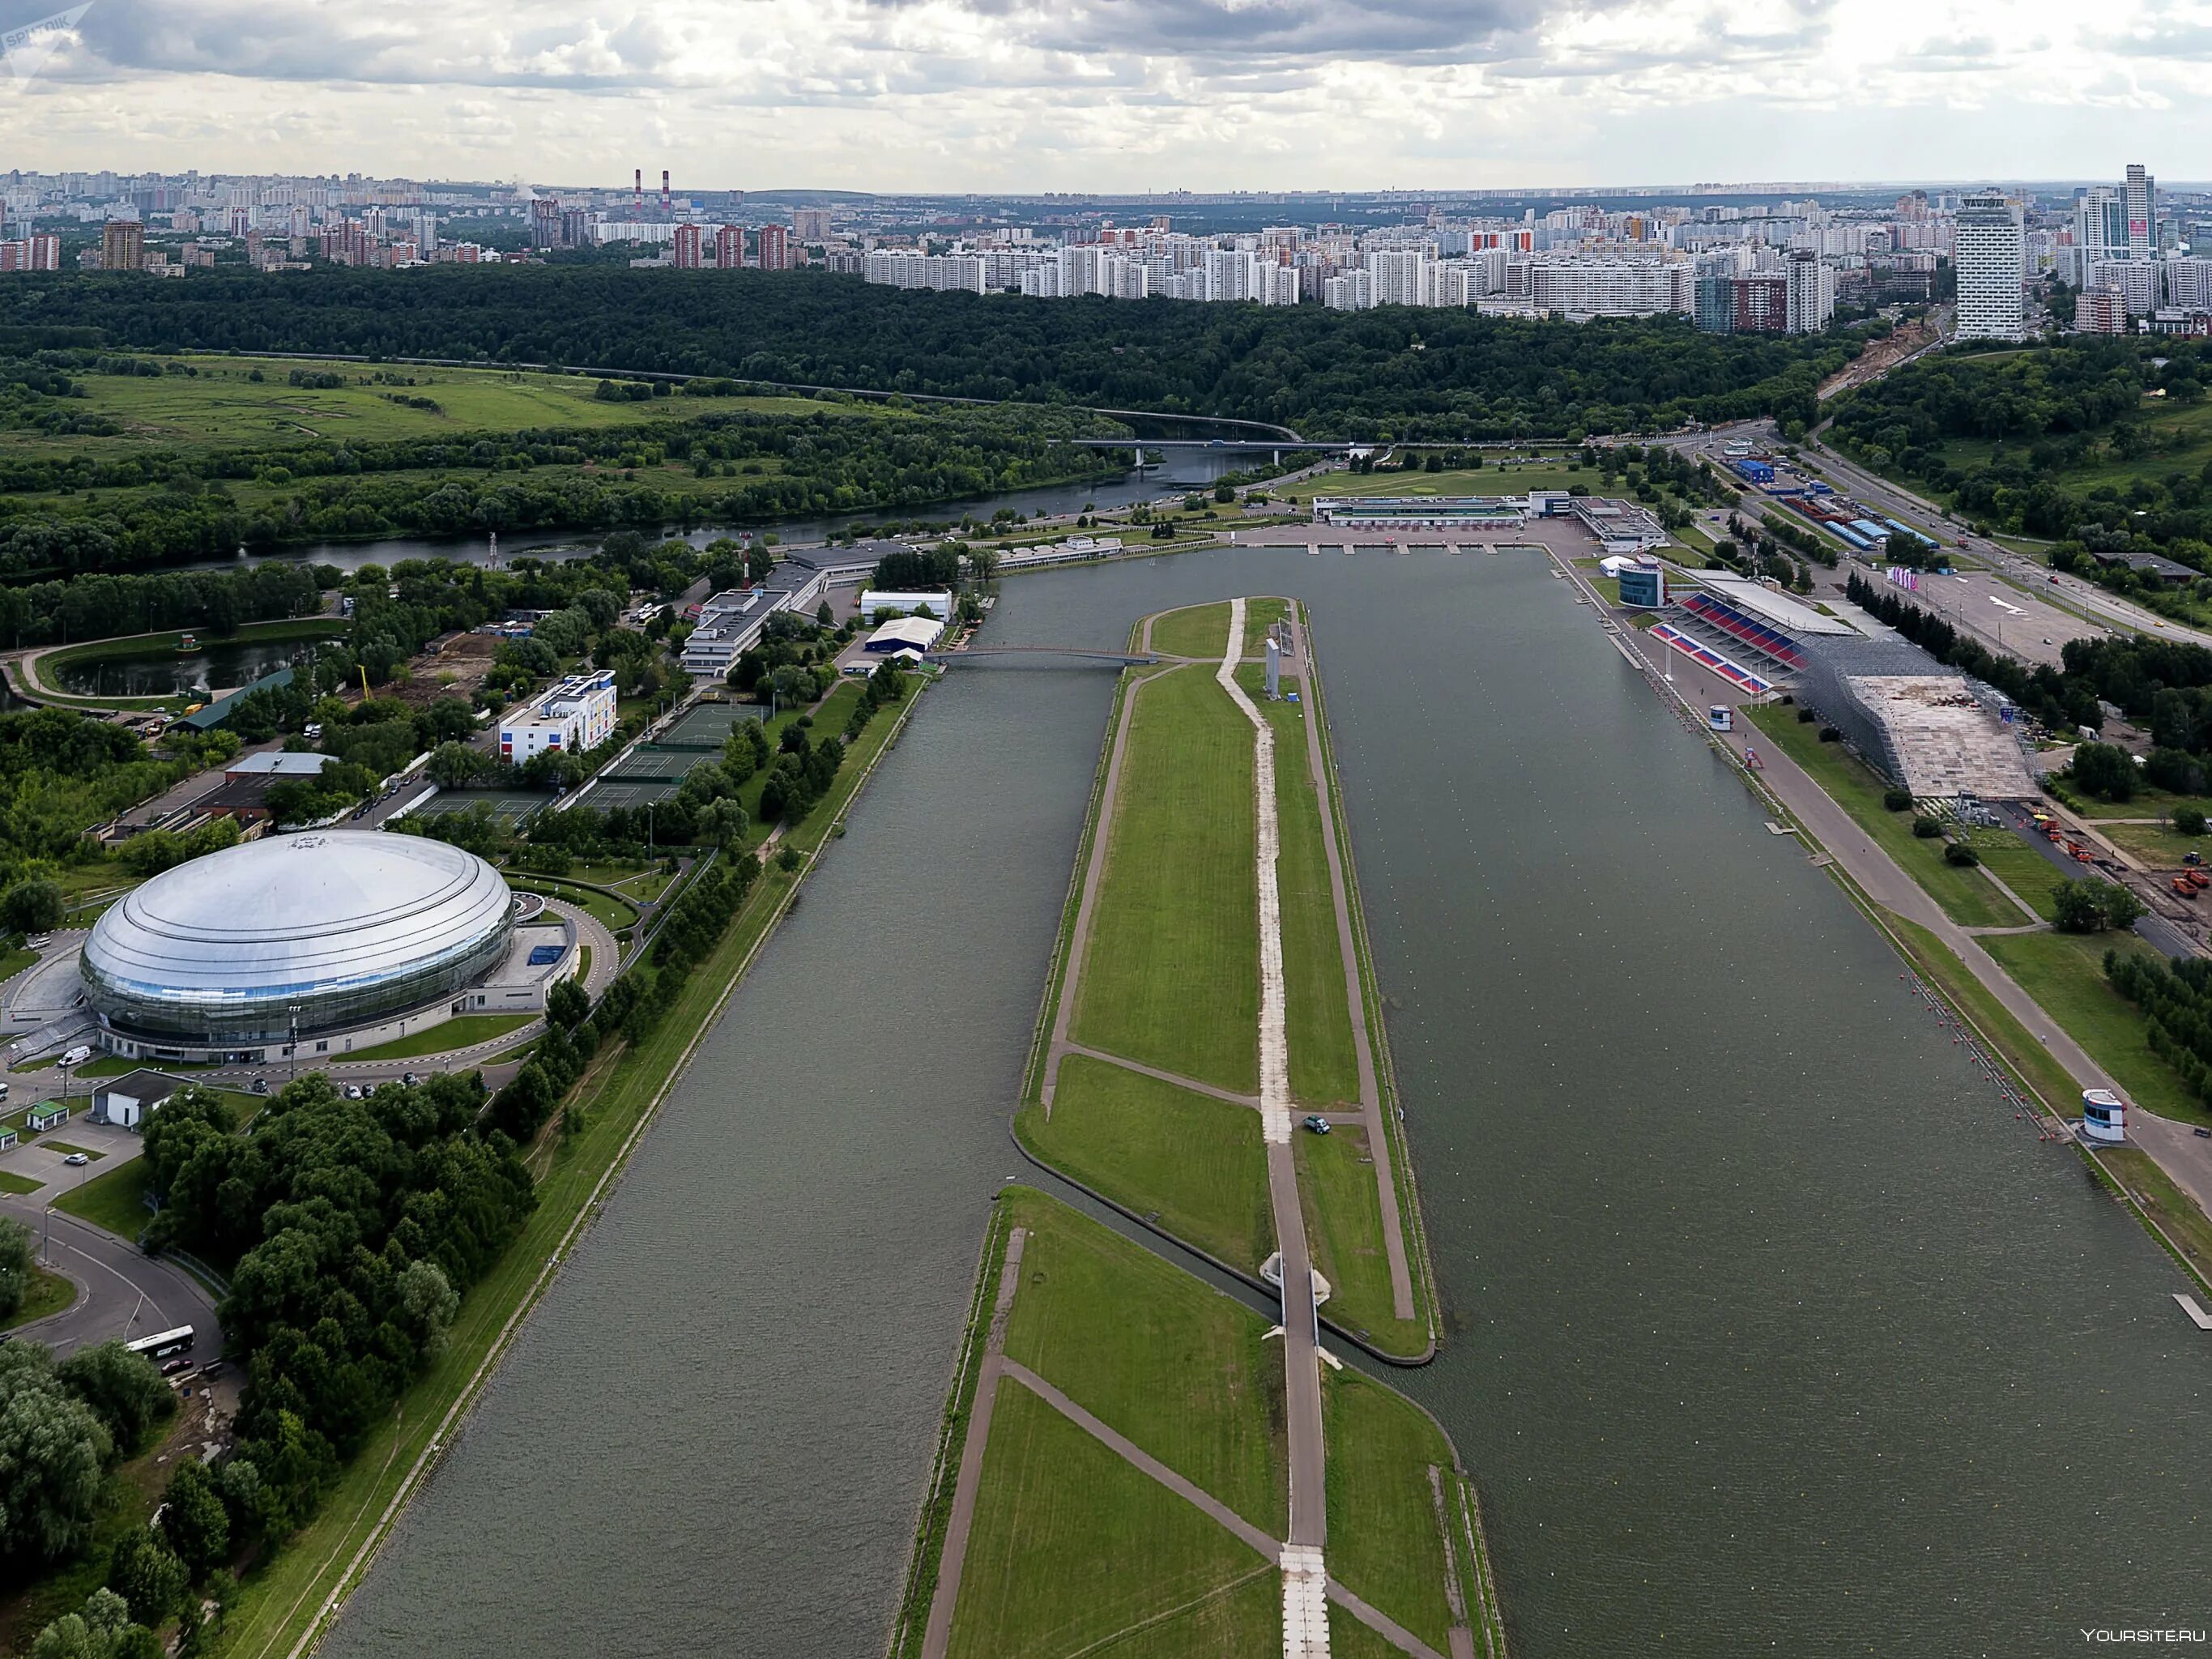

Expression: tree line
xmin=0 ymin=267 xmax=1862 ymax=441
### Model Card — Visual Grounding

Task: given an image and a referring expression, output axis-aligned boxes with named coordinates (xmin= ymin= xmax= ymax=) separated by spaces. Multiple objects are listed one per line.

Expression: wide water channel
xmin=325 ymin=547 xmax=2209 ymax=1658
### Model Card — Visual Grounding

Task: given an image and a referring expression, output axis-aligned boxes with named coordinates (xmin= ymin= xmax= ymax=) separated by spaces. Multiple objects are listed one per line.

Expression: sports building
xmin=81 ymin=832 xmax=517 ymax=1056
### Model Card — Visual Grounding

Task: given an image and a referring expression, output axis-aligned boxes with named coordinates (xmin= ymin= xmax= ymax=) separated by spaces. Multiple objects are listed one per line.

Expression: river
xmin=177 ymin=457 xmax=1234 ymax=577
xmin=323 ymin=545 xmax=2210 ymax=1659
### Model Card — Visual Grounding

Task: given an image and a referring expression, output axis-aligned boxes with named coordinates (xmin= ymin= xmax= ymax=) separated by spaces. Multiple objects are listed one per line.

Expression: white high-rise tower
xmin=1954 ymin=190 xmax=2025 ymax=343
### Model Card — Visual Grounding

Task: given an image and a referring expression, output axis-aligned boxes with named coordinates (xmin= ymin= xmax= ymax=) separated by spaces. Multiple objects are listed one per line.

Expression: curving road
xmin=2 ymin=1196 xmax=224 ymax=1362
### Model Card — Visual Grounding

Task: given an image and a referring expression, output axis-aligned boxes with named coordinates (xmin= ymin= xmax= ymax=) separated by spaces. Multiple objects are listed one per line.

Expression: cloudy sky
xmin=2 ymin=0 xmax=2207 ymax=190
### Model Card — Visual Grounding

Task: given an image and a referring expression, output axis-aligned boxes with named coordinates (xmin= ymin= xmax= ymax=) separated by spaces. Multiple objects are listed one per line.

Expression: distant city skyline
xmin=2 ymin=0 xmax=2210 ymax=190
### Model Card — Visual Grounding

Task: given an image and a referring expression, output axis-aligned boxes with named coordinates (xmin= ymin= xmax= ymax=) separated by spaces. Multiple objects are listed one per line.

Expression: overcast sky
xmin=2 ymin=0 xmax=2207 ymax=190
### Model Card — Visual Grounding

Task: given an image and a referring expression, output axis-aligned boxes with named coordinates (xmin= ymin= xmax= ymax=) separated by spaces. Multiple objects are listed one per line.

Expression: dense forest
xmin=1827 ymin=337 xmax=2212 ymax=561
xmin=0 ymin=267 xmax=1862 ymax=441
xmin=0 ymin=380 xmax=1114 ymax=577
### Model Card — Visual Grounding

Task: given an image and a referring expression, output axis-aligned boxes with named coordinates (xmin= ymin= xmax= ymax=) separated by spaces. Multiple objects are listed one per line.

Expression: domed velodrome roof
xmin=82 ymin=831 xmax=514 ymax=1039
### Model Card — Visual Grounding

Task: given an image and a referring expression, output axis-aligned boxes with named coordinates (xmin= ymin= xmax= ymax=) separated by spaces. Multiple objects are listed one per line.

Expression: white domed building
xmin=82 ymin=831 xmax=521 ymax=1064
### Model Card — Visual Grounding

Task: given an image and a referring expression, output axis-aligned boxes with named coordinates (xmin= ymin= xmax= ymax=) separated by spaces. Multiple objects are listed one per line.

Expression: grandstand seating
xmin=1649 ymin=624 xmax=1773 ymax=695
xmin=1676 ymin=592 xmax=1806 ymax=668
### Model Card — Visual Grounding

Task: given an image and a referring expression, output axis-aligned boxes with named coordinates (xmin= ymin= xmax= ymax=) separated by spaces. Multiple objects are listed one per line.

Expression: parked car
xmin=249 ymin=1077 xmax=269 ymax=1094
xmin=160 ymin=1358 xmax=191 ymax=1378
xmin=1302 ymin=1115 xmax=1332 ymax=1135
xmin=343 ymin=1085 xmax=362 ymax=1100
xmin=402 ymin=1073 xmax=420 ymax=1087
xmin=61 ymin=1153 xmax=86 ymax=1166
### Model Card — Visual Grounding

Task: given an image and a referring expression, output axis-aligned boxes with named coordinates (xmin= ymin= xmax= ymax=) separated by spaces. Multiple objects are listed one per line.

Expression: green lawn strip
xmin=1015 ymin=1056 xmax=1272 ymax=1273
xmin=1328 ymin=1608 xmax=1406 ymax=1659
xmin=1148 ymin=602 xmax=1235 ymax=659
xmin=40 ymin=1141 xmax=100 ymax=1161
xmin=52 ymin=1158 xmax=149 ymax=1239
xmin=2096 ymin=820 xmax=2212 ymax=864
xmin=1963 ymin=835 xmax=2065 ymax=922
xmin=1745 ymin=705 xmax=2018 ymax=928
xmin=1978 ymin=929 xmax=2210 ymax=1126
xmin=1300 ymin=602 xmax=1441 ymax=1348
xmin=1275 ymin=465 xmax=1583 ymax=502
xmin=504 ymin=878 xmax=639 ymax=936
xmin=1255 ymin=688 xmax=1361 ymax=1107
xmin=1072 ymin=664 xmax=1259 ymax=1095
xmin=1020 ymin=668 xmax=1140 ymax=1107
xmin=0 ymin=1266 xmax=76 ymax=1329
xmin=2099 ymin=1147 xmax=2212 ymax=1288
xmin=1242 ymin=597 xmax=1289 ymax=655
xmin=1296 ymin=1127 xmax=1421 ymax=1354
xmin=944 ymin=1383 xmax=1273 ymax=1659
xmin=336 ymin=1013 xmax=535 ymax=1064
xmin=2073 ymin=789 xmax=2212 ymax=821
xmin=1323 ymin=1367 xmax=1461 ymax=1654
xmin=999 ymin=1188 xmax=1286 ymax=1539
xmin=0 ymin=947 xmax=37 ymax=987
xmin=0 ymin=1171 xmax=41 ymax=1196
xmin=211 ymin=682 xmax=928 ymax=1659
xmin=575 ymin=946 xmax=591 ymax=986
xmin=74 ymin=1056 xmax=217 ymax=1079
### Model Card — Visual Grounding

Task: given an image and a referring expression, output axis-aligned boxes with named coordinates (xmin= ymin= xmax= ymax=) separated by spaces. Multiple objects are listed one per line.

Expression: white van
xmin=59 ymin=1045 xmax=92 ymax=1068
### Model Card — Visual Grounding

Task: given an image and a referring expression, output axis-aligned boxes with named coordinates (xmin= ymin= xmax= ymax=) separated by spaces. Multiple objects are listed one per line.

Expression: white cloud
xmin=0 ymin=0 xmax=2206 ymax=186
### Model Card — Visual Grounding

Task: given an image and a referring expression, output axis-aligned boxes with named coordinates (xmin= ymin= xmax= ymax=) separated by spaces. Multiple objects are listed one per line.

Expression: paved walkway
xmin=1215 ymin=599 xmax=1331 ymax=1657
xmin=1286 ymin=614 xmax=1417 ymax=1324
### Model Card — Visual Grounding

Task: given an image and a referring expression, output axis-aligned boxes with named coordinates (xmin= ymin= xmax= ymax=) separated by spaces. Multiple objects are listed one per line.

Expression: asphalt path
xmin=2 ymin=1196 xmax=223 ymax=1362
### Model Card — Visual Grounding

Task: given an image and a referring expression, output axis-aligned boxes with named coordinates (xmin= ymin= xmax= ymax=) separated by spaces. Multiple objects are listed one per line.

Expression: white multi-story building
xmin=500 ymin=671 xmax=617 ymax=766
xmin=2162 ymin=258 xmax=2212 ymax=313
xmin=1954 ymin=191 xmax=2026 ymax=342
xmin=1524 ymin=257 xmax=1694 ymax=317
xmin=2125 ymin=163 xmax=2158 ymax=259
xmin=1368 ymin=249 xmax=1436 ymax=308
xmin=2087 ymin=258 xmax=2159 ymax=317
xmin=1323 ymin=270 xmax=1375 ymax=311
xmin=1204 ymin=249 xmax=1267 ymax=303
xmin=1100 ymin=254 xmax=1149 ymax=300
xmin=863 ymin=250 xmax=986 ymax=293
xmin=1784 ymin=250 xmax=1834 ymax=334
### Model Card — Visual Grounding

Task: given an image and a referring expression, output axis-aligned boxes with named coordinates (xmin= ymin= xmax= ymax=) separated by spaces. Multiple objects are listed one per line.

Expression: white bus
xmin=125 ymin=1326 xmax=194 ymax=1363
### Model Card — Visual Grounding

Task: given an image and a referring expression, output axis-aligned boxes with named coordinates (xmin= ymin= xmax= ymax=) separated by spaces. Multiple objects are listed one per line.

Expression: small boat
xmin=176 ymin=633 xmax=198 ymax=654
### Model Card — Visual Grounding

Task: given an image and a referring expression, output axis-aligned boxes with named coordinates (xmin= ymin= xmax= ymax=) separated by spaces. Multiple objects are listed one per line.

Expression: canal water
xmin=324 ymin=546 xmax=2209 ymax=1659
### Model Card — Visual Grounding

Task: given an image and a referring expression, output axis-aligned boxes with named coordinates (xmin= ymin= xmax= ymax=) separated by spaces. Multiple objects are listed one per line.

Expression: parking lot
xmin=0 ymin=1118 xmax=146 ymax=1201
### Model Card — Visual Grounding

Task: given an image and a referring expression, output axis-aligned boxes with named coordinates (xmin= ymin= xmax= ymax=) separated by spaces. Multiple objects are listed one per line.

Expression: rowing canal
xmin=322 ymin=547 xmax=2209 ymax=1658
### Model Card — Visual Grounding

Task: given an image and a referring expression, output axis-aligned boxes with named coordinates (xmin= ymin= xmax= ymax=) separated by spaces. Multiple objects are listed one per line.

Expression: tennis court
xmin=585 ymin=776 xmax=686 ymax=810
xmin=661 ymin=701 xmax=763 ymax=749
xmin=409 ymin=790 xmax=545 ymax=826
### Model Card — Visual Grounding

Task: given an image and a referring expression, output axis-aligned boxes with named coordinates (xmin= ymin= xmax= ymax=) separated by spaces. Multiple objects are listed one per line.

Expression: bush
xmin=2177 ymin=808 xmax=2208 ymax=838
xmin=1818 ymin=726 xmax=1842 ymax=743
xmin=1944 ymin=842 xmax=1980 ymax=866
xmin=1882 ymin=788 xmax=1914 ymax=812
xmin=1796 ymin=706 xmax=1817 ymax=723
xmin=1911 ymin=817 xmax=1942 ymax=838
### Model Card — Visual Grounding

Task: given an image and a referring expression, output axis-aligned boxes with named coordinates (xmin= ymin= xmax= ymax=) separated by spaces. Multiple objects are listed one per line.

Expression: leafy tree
xmin=2071 ymin=742 xmax=2137 ymax=802
xmin=2 ymin=878 xmax=63 ymax=935
xmin=546 ymin=977 xmax=590 ymax=1031
xmin=0 ymin=1346 xmax=112 ymax=1561
xmin=58 ymin=1343 xmax=173 ymax=1451
xmin=104 ymin=1528 xmax=187 ymax=1626
xmin=2177 ymin=807 xmax=2208 ymax=838
xmin=395 ymin=1260 xmax=459 ymax=1362
xmin=31 ymin=1590 xmax=157 ymax=1659
xmin=156 ymin=1461 xmax=230 ymax=1581
xmin=2053 ymin=877 xmax=2146 ymax=933
xmin=0 ymin=1214 xmax=32 ymax=1320
xmin=425 ymin=741 xmax=489 ymax=791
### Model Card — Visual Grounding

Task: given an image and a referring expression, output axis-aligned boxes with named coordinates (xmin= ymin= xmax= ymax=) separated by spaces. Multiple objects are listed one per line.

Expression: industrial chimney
xmin=634 ymin=168 xmax=643 ymax=215
xmin=661 ymin=170 xmax=671 ymax=214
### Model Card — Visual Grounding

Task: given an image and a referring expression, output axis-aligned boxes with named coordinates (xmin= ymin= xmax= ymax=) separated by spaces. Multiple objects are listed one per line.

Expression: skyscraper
xmin=757 ymin=223 xmax=791 ymax=271
xmin=2125 ymin=163 xmax=2158 ymax=259
xmin=1954 ymin=190 xmax=2026 ymax=342
xmin=1784 ymin=249 xmax=1834 ymax=334
xmin=100 ymin=219 xmax=143 ymax=274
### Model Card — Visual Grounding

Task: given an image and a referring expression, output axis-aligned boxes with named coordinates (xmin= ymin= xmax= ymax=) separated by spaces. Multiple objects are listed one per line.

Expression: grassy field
xmin=1323 ymin=1369 xmax=1464 ymax=1655
xmin=2073 ymin=789 xmax=2212 ymax=823
xmin=15 ymin=357 xmax=867 ymax=456
xmin=1274 ymin=464 xmax=1583 ymax=501
xmin=1015 ymin=1056 xmax=1272 ymax=1272
xmin=2100 ymin=1147 xmax=2212 ymax=1286
xmin=211 ymin=675 xmax=927 ymax=1659
xmin=0 ymin=1266 xmax=76 ymax=1329
xmin=502 ymin=878 xmax=638 ymax=937
xmin=1980 ymin=929 xmax=2208 ymax=1125
xmin=1149 ymin=603 xmax=1235 ymax=660
xmin=1072 ymin=665 xmax=1259 ymax=1094
xmin=1241 ymin=598 xmax=1289 ymax=655
xmin=53 ymin=1157 xmax=150 ymax=1239
xmin=1963 ymin=834 xmax=2064 ymax=922
xmin=338 ymin=1013 xmax=535 ymax=1064
xmin=2097 ymin=820 xmax=2212 ymax=864
xmin=1257 ymin=683 xmax=1361 ymax=1107
xmin=1295 ymin=1126 xmax=1417 ymax=1350
xmin=944 ymin=1384 xmax=1275 ymax=1659
xmin=0 ymin=1171 xmax=40 ymax=1196
xmin=1747 ymin=705 xmax=2019 ymax=928
xmin=999 ymin=1188 xmax=1286 ymax=1538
